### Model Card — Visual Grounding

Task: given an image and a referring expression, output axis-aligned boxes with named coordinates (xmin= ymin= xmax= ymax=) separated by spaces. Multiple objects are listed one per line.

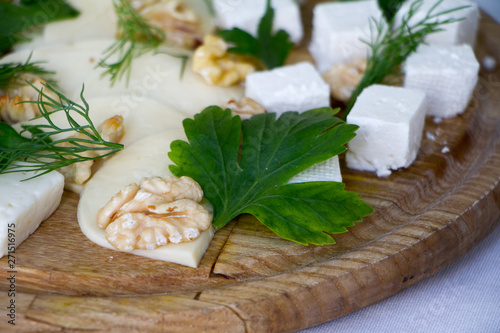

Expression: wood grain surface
xmin=1 ymin=5 xmax=500 ymax=333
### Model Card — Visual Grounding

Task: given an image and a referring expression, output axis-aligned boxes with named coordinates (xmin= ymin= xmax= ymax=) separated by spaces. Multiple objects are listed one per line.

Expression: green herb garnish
xmin=0 ymin=0 xmax=79 ymax=54
xmin=0 ymin=55 xmax=56 ymax=91
xmin=378 ymin=0 xmax=405 ymax=25
xmin=217 ymin=0 xmax=294 ymax=69
xmin=98 ymin=0 xmax=165 ymax=86
xmin=0 ymin=84 xmax=123 ymax=178
xmin=344 ymin=0 xmax=469 ymax=117
xmin=168 ymin=106 xmax=372 ymax=245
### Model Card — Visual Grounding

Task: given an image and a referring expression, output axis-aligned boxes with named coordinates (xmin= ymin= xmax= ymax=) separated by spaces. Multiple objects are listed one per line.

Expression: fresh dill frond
xmin=0 ymin=84 xmax=123 ymax=179
xmin=98 ymin=0 xmax=165 ymax=86
xmin=203 ymin=0 xmax=215 ymax=16
xmin=0 ymin=55 xmax=56 ymax=91
xmin=344 ymin=0 xmax=469 ymax=118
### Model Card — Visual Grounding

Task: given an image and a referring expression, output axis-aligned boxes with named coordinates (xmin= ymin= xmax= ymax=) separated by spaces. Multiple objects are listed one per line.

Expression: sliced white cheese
xmin=78 ymin=129 xmax=215 ymax=268
xmin=19 ymin=96 xmax=187 ymax=147
xmin=16 ymin=0 xmax=215 ymax=50
xmin=245 ymin=62 xmax=330 ymax=115
xmin=346 ymin=85 xmax=427 ymax=177
xmin=0 ymin=171 xmax=64 ymax=258
xmin=1 ymin=40 xmax=113 ymax=97
xmin=80 ymin=49 xmax=244 ymax=116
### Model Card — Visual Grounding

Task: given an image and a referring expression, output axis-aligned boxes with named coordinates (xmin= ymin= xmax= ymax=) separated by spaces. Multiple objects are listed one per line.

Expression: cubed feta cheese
xmin=0 ymin=171 xmax=64 ymax=257
xmin=288 ymin=156 xmax=342 ymax=184
xmin=245 ymin=62 xmax=330 ymax=115
xmin=396 ymin=0 xmax=479 ymax=47
xmin=404 ymin=44 xmax=479 ymax=118
xmin=346 ymin=85 xmax=427 ymax=177
xmin=213 ymin=0 xmax=303 ymax=43
xmin=309 ymin=0 xmax=383 ymax=73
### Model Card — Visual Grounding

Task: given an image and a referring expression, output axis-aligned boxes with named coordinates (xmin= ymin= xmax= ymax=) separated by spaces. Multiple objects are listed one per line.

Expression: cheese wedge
xmin=78 ymin=129 xmax=215 ymax=268
xmin=0 ymin=171 xmax=64 ymax=258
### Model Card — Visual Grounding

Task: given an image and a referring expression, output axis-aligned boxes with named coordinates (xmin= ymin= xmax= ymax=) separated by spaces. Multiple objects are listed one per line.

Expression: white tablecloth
xmin=301 ymin=2 xmax=500 ymax=332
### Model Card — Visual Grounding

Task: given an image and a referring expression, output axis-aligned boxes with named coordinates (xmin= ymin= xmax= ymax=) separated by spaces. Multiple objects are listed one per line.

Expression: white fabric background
xmin=300 ymin=1 xmax=500 ymax=332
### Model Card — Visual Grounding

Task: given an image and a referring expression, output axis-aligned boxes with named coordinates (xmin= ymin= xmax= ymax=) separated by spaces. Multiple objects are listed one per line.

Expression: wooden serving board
xmin=1 ymin=6 xmax=500 ymax=333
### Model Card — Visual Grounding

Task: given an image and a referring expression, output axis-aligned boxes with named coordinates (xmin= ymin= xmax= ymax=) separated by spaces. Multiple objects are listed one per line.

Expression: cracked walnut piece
xmin=97 ymin=176 xmax=212 ymax=251
xmin=192 ymin=34 xmax=256 ymax=87
xmin=134 ymin=0 xmax=203 ymax=48
xmin=322 ymin=58 xmax=367 ymax=103
xmin=57 ymin=115 xmax=124 ymax=187
xmin=0 ymin=75 xmax=56 ymax=124
xmin=223 ymin=97 xmax=266 ymax=120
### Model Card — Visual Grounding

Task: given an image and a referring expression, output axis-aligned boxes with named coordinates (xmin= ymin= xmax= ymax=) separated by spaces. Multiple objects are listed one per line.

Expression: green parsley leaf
xmin=0 ymin=0 xmax=79 ymax=54
xmin=168 ymin=106 xmax=372 ymax=245
xmin=217 ymin=0 xmax=294 ymax=69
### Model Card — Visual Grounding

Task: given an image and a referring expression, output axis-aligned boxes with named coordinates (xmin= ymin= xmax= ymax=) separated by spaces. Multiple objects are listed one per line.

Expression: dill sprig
xmin=344 ymin=0 xmax=469 ymax=118
xmin=98 ymin=0 xmax=165 ymax=86
xmin=0 ymin=55 xmax=56 ymax=91
xmin=0 ymin=84 xmax=123 ymax=179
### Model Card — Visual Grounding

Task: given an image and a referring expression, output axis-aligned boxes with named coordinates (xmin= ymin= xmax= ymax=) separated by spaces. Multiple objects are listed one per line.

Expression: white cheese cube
xmin=309 ymin=0 xmax=383 ymax=73
xmin=404 ymin=44 xmax=479 ymax=118
xmin=245 ymin=62 xmax=330 ymax=115
xmin=0 ymin=171 xmax=64 ymax=258
xmin=396 ymin=0 xmax=479 ymax=47
xmin=288 ymin=156 xmax=342 ymax=184
xmin=213 ymin=0 xmax=303 ymax=43
xmin=346 ymin=85 xmax=427 ymax=177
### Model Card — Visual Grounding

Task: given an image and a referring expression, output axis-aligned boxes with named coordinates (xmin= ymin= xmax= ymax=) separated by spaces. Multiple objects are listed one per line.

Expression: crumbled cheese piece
xmin=482 ymin=56 xmax=497 ymax=72
xmin=288 ymin=156 xmax=342 ymax=184
xmin=0 ymin=171 xmax=64 ymax=258
xmin=396 ymin=0 xmax=479 ymax=47
xmin=346 ymin=85 xmax=427 ymax=177
xmin=213 ymin=0 xmax=303 ymax=43
xmin=309 ymin=0 xmax=382 ymax=72
xmin=441 ymin=146 xmax=450 ymax=154
xmin=245 ymin=62 xmax=330 ymax=115
xmin=404 ymin=44 xmax=479 ymax=118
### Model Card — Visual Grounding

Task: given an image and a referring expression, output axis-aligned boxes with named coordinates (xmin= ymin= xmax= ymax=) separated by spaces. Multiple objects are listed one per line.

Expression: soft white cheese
xmin=78 ymin=130 xmax=215 ymax=268
xmin=346 ymin=85 xmax=427 ymax=177
xmin=16 ymin=0 xmax=215 ymax=50
xmin=0 ymin=171 xmax=64 ymax=258
xmin=0 ymin=40 xmax=113 ymax=98
xmin=213 ymin=0 xmax=303 ymax=43
xmin=1 ymin=42 xmax=244 ymax=117
xmin=396 ymin=0 xmax=479 ymax=47
xmin=80 ymin=48 xmax=244 ymax=116
xmin=245 ymin=62 xmax=330 ymax=115
xmin=404 ymin=44 xmax=479 ymax=118
xmin=308 ymin=0 xmax=382 ymax=73
xmin=19 ymin=96 xmax=187 ymax=147
xmin=288 ymin=156 xmax=342 ymax=184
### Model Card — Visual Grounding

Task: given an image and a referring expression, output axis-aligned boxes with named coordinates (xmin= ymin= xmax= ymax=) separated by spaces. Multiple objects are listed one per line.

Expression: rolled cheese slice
xmin=18 ymin=95 xmax=187 ymax=147
xmin=0 ymin=171 xmax=64 ymax=258
xmin=78 ymin=129 xmax=215 ymax=268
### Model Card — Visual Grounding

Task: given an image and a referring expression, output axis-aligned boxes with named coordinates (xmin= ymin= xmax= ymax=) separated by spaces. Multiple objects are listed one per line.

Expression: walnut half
xmin=97 ymin=176 xmax=212 ymax=252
